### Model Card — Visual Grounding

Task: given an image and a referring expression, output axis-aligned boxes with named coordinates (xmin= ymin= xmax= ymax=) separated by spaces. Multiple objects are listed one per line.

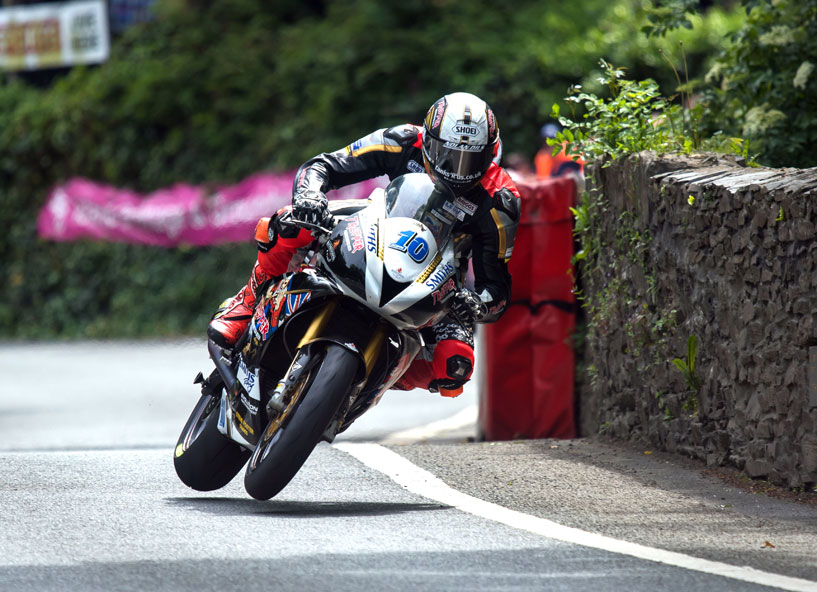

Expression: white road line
xmin=334 ymin=441 xmax=817 ymax=592
xmin=378 ymin=404 xmax=478 ymax=445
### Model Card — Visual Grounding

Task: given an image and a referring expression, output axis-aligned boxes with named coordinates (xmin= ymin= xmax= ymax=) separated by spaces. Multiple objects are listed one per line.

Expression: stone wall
xmin=577 ymin=153 xmax=817 ymax=488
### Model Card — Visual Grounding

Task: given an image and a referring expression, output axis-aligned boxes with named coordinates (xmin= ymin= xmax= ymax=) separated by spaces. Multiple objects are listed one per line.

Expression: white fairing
xmin=319 ymin=178 xmax=460 ymax=330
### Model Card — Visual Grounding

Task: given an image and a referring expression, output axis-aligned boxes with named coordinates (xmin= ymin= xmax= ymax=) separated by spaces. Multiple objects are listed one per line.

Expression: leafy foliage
xmin=643 ymin=0 xmax=817 ymax=167
xmin=698 ymin=0 xmax=817 ymax=167
xmin=642 ymin=0 xmax=700 ymax=37
xmin=549 ymin=60 xmax=712 ymax=163
xmin=672 ymin=334 xmax=701 ymax=392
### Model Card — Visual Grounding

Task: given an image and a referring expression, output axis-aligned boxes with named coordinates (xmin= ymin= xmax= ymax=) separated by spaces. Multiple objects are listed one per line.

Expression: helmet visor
xmin=423 ymin=133 xmax=492 ymax=187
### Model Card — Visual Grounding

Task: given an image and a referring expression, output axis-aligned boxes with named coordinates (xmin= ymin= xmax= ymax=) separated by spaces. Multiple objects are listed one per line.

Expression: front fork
xmin=214 ymin=296 xmax=393 ymax=450
xmin=295 ymin=297 xmax=387 ymax=381
xmin=286 ymin=298 xmax=390 ymax=440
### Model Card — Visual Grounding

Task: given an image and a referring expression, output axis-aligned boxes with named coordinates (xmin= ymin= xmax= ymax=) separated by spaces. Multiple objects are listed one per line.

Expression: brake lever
xmin=279 ymin=214 xmax=334 ymax=236
xmin=296 ymin=219 xmax=334 ymax=235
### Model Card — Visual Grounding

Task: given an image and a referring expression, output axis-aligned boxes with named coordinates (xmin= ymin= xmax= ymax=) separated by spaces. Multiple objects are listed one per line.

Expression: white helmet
xmin=422 ymin=92 xmax=499 ymax=195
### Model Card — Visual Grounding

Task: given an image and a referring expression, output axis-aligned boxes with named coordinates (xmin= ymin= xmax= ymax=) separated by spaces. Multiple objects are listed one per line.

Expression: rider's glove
xmin=292 ymin=190 xmax=332 ymax=228
xmin=450 ymin=289 xmax=487 ymax=325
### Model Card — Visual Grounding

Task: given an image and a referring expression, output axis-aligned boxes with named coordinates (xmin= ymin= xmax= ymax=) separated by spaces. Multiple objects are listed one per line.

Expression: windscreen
xmin=384 ymin=174 xmax=457 ymax=247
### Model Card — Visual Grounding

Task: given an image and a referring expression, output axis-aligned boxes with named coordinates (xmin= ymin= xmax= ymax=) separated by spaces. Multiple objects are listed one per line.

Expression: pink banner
xmin=36 ymin=172 xmax=387 ymax=246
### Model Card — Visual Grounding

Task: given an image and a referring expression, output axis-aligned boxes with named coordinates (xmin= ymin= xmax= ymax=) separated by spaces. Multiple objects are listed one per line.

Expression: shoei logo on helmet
xmin=454 ymin=125 xmax=479 ymax=135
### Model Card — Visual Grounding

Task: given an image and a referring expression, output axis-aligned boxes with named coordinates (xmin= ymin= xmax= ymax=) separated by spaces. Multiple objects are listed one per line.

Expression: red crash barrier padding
xmin=478 ymin=175 xmax=577 ymax=440
xmin=508 ymin=174 xmax=576 ymax=304
xmin=478 ymin=305 xmax=576 ymax=439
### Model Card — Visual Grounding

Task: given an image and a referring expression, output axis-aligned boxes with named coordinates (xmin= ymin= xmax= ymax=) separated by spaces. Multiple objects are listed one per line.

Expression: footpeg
xmin=196 ymin=369 xmax=225 ymax=397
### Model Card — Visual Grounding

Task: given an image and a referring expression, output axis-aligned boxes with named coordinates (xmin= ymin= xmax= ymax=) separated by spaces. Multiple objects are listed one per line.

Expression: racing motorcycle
xmin=173 ymin=173 xmax=469 ymax=500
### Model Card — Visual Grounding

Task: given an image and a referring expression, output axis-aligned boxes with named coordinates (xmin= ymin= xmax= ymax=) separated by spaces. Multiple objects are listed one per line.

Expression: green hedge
xmin=0 ymin=0 xmax=737 ymax=339
xmin=698 ymin=0 xmax=817 ymax=168
xmin=0 ymin=3 xmax=284 ymax=339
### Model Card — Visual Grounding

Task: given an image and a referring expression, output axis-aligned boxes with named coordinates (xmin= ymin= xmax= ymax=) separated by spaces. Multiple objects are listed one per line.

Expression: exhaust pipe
xmin=207 ymin=339 xmax=237 ymax=392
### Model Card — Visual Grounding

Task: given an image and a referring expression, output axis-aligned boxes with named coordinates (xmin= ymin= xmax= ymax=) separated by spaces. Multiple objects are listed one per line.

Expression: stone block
xmin=795 ymin=220 xmax=815 ymax=241
xmin=752 ymin=208 xmax=768 ymax=228
xmin=666 ymin=432 xmax=678 ymax=453
xmin=756 ymin=418 xmax=773 ymax=440
xmin=801 ymin=434 xmax=817 ymax=474
xmin=745 ymin=393 xmax=761 ymax=422
xmin=747 ymin=321 xmax=765 ymax=345
xmin=766 ymin=440 xmax=777 ymax=458
xmin=707 ymin=452 xmax=726 ymax=466
xmin=725 ymin=354 xmax=737 ymax=380
xmin=744 ymin=266 xmax=761 ymax=283
xmin=762 ymin=234 xmax=777 ymax=249
xmin=774 ymin=454 xmax=794 ymax=478
xmin=793 ymin=297 xmax=810 ymax=316
xmin=740 ymin=301 xmax=755 ymax=324
xmin=772 ymin=419 xmax=788 ymax=439
xmin=783 ymin=359 xmax=800 ymax=386
xmin=796 ymin=317 xmax=812 ymax=346
xmin=690 ymin=422 xmax=703 ymax=446
xmin=760 ymin=362 xmax=781 ymax=386
xmin=749 ymin=439 xmax=769 ymax=457
xmin=809 ymin=346 xmax=817 ymax=408
xmin=713 ymin=429 xmax=731 ymax=452
xmin=745 ymin=458 xmax=771 ymax=478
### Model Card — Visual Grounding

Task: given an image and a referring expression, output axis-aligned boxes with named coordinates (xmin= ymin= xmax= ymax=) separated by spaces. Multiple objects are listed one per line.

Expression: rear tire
xmin=174 ymin=393 xmax=251 ymax=491
xmin=244 ymin=344 xmax=359 ymax=500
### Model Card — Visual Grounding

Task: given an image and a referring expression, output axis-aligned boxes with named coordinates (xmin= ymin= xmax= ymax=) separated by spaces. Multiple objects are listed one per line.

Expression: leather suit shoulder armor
xmin=494 ymin=187 xmax=521 ymax=222
xmin=384 ymin=124 xmax=421 ymax=146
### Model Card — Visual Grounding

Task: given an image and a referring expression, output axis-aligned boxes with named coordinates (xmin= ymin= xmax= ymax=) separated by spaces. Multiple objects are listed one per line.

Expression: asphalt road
xmin=1 ymin=340 xmax=816 ymax=592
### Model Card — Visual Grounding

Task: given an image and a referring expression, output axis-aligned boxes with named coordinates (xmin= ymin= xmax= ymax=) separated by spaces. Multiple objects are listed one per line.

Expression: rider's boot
xmin=206 ymin=216 xmax=315 ymax=349
xmin=207 ymin=262 xmax=269 ymax=348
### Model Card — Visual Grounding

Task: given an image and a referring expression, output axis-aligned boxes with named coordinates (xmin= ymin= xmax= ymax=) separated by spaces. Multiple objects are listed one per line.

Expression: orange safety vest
xmin=535 ymin=143 xmax=584 ymax=178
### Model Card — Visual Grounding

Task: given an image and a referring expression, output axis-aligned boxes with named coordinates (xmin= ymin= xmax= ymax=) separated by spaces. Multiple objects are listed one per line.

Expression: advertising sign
xmin=0 ymin=0 xmax=109 ymax=71
xmin=37 ymin=172 xmax=388 ymax=247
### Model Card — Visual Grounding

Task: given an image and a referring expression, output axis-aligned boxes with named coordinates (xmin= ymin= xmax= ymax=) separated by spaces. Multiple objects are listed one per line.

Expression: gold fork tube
xmin=297 ymin=299 xmax=338 ymax=349
xmin=362 ymin=325 xmax=386 ymax=377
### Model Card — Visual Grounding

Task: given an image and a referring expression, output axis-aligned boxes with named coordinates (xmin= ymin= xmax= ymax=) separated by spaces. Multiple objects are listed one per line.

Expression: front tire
xmin=174 ymin=393 xmax=251 ymax=491
xmin=244 ymin=343 xmax=359 ymax=500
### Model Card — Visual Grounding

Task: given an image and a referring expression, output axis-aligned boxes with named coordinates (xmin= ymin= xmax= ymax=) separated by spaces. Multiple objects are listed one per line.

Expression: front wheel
xmin=174 ymin=392 xmax=252 ymax=491
xmin=244 ymin=343 xmax=359 ymax=500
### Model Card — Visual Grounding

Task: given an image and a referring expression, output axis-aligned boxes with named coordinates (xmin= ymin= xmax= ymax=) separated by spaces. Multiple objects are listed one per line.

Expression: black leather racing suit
xmin=293 ymin=123 xmax=521 ymax=325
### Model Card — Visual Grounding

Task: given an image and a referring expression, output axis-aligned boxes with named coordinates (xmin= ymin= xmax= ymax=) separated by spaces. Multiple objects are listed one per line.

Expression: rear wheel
xmin=174 ymin=392 xmax=251 ymax=491
xmin=244 ymin=343 xmax=359 ymax=500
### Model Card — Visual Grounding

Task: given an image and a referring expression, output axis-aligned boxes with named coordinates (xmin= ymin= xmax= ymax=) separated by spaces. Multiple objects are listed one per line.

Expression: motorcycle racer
xmin=209 ymin=92 xmax=521 ymax=397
